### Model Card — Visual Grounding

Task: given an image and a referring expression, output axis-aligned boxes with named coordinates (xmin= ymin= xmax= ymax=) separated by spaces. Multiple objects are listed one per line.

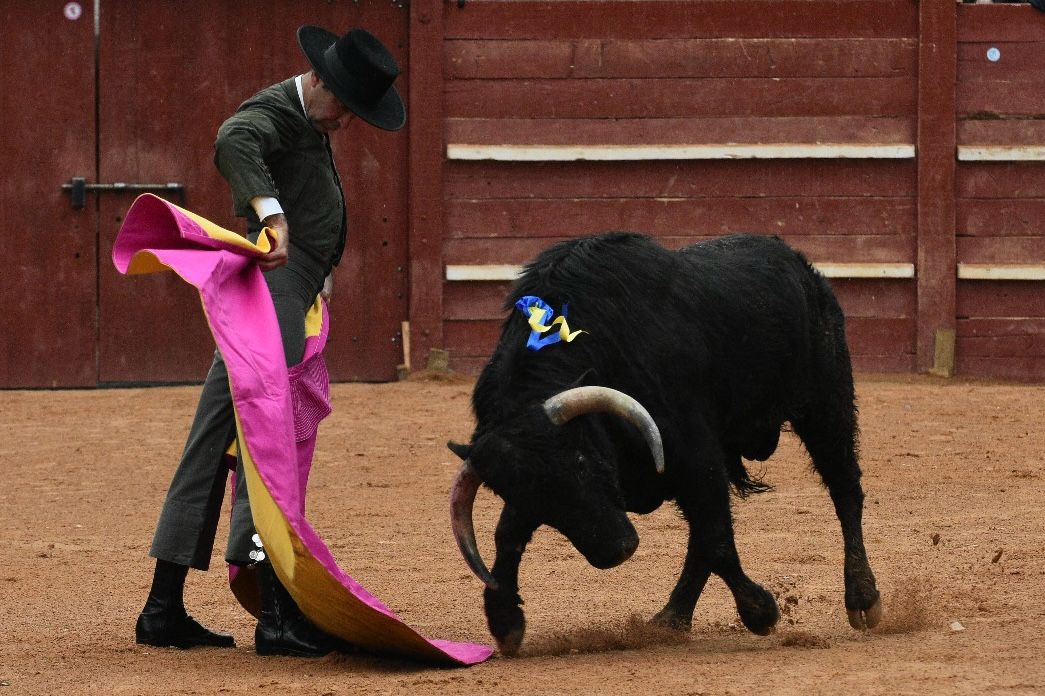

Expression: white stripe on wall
xmin=957 ymin=145 xmax=1045 ymax=161
xmin=445 ymin=262 xmax=916 ymax=282
xmin=446 ymin=143 xmax=917 ymax=161
xmin=958 ymin=264 xmax=1045 ymax=281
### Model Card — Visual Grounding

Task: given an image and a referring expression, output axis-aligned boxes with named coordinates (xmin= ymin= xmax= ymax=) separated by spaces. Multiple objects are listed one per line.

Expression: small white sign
xmin=986 ymin=47 xmax=1001 ymax=63
xmin=64 ymin=2 xmax=83 ymax=21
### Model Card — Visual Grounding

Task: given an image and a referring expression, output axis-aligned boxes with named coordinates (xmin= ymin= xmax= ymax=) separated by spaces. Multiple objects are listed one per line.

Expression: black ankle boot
xmin=136 ymin=559 xmax=235 ymax=649
xmin=254 ymin=562 xmax=341 ymax=657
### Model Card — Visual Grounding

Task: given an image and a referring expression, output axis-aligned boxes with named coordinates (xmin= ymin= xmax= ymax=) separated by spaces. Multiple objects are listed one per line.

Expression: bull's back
xmin=499 ymin=231 xmax=843 ymax=404
xmin=676 ymin=234 xmax=850 ymax=438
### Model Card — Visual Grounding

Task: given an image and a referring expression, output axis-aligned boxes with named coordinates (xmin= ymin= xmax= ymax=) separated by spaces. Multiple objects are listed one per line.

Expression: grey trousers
xmin=150 ymin=263 xmax=321 ymax=570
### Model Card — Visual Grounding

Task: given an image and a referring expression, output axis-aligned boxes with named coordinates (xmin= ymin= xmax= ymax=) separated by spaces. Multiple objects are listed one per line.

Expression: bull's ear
xmin=447 ymin=440 xmax=472 ymax=460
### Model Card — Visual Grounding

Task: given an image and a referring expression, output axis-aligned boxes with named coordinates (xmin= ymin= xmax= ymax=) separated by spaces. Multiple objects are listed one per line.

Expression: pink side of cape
xmin=113 ymin=194 xmax=493 ymax=666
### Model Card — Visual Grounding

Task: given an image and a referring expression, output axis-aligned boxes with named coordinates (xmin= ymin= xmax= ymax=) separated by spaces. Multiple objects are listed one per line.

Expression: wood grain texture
xmin=445 ymin=1 xmax=916 ymax=40
xmin=444 ymin=234 xmax=916 ymax=267
xmin=445 ymin=77 xmax=916 ymax=119
xmin=446 ymin=159 xmax=916 ymax=199
xmin=446 ymin=38 xmax=917 ymax=79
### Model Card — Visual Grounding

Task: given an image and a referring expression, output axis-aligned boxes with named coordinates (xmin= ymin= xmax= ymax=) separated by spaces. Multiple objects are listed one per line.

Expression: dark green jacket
xmin=214 ymin=78 xmax=346 ymax=286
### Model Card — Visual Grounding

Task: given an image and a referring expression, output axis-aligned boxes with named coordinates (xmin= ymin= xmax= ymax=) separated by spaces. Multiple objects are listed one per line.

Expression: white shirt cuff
xmin=250 ymin=196 xmax=283 ymax=221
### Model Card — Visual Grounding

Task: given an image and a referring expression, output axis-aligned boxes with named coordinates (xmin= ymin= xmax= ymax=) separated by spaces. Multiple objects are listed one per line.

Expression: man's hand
xmin=320 ymin=273 xmax=334 ymax=303
xmin=258 ymin=213 xmax=289 ymax=271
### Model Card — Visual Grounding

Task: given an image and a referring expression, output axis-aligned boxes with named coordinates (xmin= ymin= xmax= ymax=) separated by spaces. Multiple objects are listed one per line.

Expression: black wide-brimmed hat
xmin=297 ymin=26 xmax=406 ymax=131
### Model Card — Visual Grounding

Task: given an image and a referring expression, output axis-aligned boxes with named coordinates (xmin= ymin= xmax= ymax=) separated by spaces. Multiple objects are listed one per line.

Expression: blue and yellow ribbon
xmin=515 ymin=295 xmax=585 ymax=351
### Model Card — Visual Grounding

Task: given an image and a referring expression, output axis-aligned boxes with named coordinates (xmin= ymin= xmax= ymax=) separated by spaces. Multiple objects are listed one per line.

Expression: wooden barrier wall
xmin=436 ymin=0 xmax=922 ymax=376
xmin=405 ymin=0 xmax=1045 ymax=381
xmin=955 ymin=5 xmax=1045 ymax=381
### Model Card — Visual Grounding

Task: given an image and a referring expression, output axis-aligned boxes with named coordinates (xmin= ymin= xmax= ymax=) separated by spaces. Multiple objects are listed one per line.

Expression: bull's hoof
xmin=485 ymin=588 xmax=526 ymax=657
xmin=650 ymin=607 xmax=692 ymax=632
xmin=737 ymin=585 xmax=779 ymax=636
xmin=847 ymin=596 xmax=883 ymax=630
xmin=495 ymin=626 xmax=525 ymax=657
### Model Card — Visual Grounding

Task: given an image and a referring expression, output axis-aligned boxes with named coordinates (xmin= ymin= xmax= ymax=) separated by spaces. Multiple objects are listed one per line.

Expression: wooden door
xmin=96 ymin=0 xmax=410 ymax=384
xmin=0 ymin=2 xmax=97 ymax=387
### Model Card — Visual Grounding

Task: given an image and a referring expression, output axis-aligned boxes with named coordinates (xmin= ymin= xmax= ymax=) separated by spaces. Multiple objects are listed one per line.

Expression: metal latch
xmin=62 ymin=177 xmax=185 ymax=209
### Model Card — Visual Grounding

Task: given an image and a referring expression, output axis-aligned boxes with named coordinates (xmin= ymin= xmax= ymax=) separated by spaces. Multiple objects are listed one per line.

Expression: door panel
xmin=97 ymin=0 xmax=409 ymax=383
xmin=1 ymin=2 xmax=97 ymax=387
xmin=96 ymin=2 xmax=239 ymax=383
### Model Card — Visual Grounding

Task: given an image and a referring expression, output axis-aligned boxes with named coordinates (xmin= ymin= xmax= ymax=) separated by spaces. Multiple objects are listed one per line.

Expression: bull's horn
xmin=543 ymin=386 xmax=666 ymax=474
xmin=450 ymin=461 xmax=499 ymax=590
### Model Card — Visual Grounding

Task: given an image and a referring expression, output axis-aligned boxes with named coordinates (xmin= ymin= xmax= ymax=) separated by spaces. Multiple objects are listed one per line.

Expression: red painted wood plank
xmin=845 ymin=316 xmax=916 ymax=353
xmin=446 ymin=38 xmax=917 ymax=79
xmin=445 ymin=116 xmax=915 ymax=147
xmin=958 ymin=200 xmax=1045 ymax=237
xmin=444 ymin=234 xmax=917 ymax=266
xmin=445 ymin=319 xmax=504 ymax=357
xmin=958 ymin=119 xmax=1045 ymax=147
xmin=958 ymin=163 xmax=1045 ymax=198
xmin=957 ymin=319 xmax=1045 ymax=356
xmin=958 ymin=5 xmax=1045 ymax=43
xmin=958 ymin=43 xmax=1045 ymax=81
xmin=959 ymin=333 xmax=1045 ymax=358
xmin=446 ymin=198 xmax=917 ymax=239
xmin=916 ymin=0 xmax=958 ymax=373
xmin=445 ymin=78 xmax=916 ymax=119
xmin=958 ymin=80 xmax=1045 ymax=118
xmin=955 ymin=355 xmax=1045 ymax=382
xmin=445 ymin=1 xmax=917 ymax=40
xmin=959 ymin=317 xmax=1045 ymax=337
xmin=831 ymin=279 xmax=917 ymax=318
xmin=408 ymin=0 xmax=446 ymax=368
xmin=957 ymin=281 xmax=1045 ymax=318
xmin=852 ymin=353 xmax=917 ymax=373
xmin=444 ymin=281 xmax=515 ymax=321
xmin=446 ymin=158 xmax=917 ymax=200
xmin=958 ymin=236 xmax=1045 ymax=264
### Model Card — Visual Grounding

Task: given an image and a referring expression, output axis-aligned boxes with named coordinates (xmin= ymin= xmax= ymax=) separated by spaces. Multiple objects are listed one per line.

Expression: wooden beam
xmin=957 ymin=146 xmax=1045 ymax=162
xmin=958 ymin=264 xmax=1045 ymax=281
xmin=916 ymin=0 xmax=958 ymax=375
xmin=813 ymin=263 xmax=916 ymax=279
xmin=407 ymin=0 xmax=446 ymax=369
xmin=447 ymin=143 xmax=916 ymax=161
xmin=445 ymin=262 xmax=916 ymax=281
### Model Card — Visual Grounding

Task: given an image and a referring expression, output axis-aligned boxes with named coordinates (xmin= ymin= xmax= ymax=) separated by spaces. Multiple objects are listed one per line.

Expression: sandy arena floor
xmin=1 ymin=373 xmax=1043 ymax=695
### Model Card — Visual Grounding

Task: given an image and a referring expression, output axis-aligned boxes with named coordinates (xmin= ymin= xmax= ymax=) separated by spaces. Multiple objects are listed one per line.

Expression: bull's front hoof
xmin=650 ymin=607 xmax=692 ymax=632
xmin=847 ymin=596 xmax=883 ymax=630
xmin=485 ymin=589 xmax=526 ymax=657
xmin=495 ymin=626 xmax=525 ymax=657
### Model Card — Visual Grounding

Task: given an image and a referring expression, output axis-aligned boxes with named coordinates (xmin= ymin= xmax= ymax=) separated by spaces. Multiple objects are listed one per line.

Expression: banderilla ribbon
xmin=514 ymin=295 xmax=586 ymax=351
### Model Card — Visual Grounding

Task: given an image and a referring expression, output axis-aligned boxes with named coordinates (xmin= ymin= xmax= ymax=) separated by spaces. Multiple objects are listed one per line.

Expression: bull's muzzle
xmin=450 ymin=386 xmax=665 ymax=590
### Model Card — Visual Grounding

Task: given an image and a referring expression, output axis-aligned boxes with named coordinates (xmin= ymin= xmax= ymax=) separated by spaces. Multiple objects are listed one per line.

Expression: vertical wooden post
xmin=407 ymin=0 xmax=445 ymax=370
xmin=916 ymin=0 xmax=958 ymax=375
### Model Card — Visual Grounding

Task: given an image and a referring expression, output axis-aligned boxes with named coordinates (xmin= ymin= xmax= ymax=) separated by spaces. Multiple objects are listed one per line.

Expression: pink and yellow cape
xmin=114 ymin=194 xmax=492 ymax=666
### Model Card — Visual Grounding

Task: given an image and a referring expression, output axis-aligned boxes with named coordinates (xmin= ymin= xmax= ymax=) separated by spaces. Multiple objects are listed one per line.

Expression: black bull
xmin=448 ymin=232 xmax=882 ymax=655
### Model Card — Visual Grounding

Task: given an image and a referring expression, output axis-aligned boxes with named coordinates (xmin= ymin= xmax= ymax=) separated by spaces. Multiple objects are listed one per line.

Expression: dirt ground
xmin=2 ymin=373 xmax=1044 ymax=695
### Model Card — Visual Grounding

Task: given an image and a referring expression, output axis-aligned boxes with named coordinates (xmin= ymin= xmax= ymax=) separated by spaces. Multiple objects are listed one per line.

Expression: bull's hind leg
xmin=654 ymin=446 xmax=778 ymax=635
xmin=791 ymin=384 xmax=882 ymax=629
